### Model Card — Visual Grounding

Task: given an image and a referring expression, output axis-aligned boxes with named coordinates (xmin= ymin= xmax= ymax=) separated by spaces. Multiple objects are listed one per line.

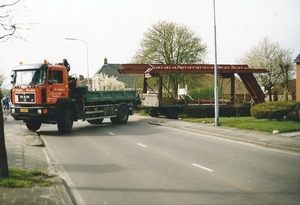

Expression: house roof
xmin=294 ymin=53 xmax=300 ymax=63
xmin=93 ymin=64 xmax=135 ymax=88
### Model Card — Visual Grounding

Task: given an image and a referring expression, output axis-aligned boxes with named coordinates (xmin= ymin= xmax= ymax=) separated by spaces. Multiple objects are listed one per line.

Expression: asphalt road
xmin=40 ymin=115 xmax=300 ymax=205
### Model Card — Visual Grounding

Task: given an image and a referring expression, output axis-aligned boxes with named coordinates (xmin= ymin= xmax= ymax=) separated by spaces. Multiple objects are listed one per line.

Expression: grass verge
xmin=181 ymin=116 xmax=300 ymax=133
xmin=0 ymin=168 xmax=54 ymax=188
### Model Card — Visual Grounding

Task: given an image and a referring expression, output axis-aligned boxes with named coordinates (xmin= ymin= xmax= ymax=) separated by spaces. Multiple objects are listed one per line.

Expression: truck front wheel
xmin=25 ymin=120 xmax=42 ymax=131
xmin=110 ymin=104 xmax=129 ymax=124
xmin=57 ymin=110 xmax=73 ymax=134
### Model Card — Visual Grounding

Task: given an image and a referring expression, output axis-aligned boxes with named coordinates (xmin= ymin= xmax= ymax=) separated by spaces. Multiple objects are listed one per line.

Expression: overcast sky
xmin=1 ymin=0 xmax=300 ymax=88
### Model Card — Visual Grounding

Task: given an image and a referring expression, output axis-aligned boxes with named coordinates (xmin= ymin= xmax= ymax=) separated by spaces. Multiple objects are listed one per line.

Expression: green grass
xmin=181 ymin=116 xmax=300 ymax=133
xmin=0 ymin=168 xmax=54 ymax=188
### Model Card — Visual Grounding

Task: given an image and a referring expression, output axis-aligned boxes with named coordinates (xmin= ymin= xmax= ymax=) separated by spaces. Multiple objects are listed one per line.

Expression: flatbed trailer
xmin=118 ymin=63 xmax=267 ymax=118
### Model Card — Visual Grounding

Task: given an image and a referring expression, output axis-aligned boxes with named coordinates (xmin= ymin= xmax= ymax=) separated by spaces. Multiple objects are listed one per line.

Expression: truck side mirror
xmin=10 ymin=73 xmax=14 ymax=84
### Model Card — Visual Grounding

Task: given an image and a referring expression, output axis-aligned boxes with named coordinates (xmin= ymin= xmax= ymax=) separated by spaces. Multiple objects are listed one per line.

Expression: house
xmin=76 ymin=75 xmax=91 ymax=87
xmin=294 ymin=54 xmax=300 ymax=102
xmin=91 ymin=58 xmax=135 ymax=90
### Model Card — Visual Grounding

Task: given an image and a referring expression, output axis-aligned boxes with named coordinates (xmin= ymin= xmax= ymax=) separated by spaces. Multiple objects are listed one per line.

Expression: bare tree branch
xmin=0 ymin=0 xmax=21 ymax=8
xmin=0 ymin=0 xmax=23 ymax=40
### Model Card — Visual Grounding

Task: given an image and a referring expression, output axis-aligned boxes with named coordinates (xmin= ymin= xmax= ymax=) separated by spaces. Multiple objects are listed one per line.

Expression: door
xmin=47 ymin=69 xmax=69 ymax=103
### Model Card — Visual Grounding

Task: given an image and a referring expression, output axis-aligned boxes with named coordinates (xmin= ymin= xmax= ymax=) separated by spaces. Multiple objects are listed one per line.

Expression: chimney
xmin=104 ymin=57 xmax=108 ymax=65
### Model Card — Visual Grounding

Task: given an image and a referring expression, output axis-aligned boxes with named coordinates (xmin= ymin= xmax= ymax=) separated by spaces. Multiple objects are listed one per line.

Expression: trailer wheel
xmin=25 ymin=120 xmax=42 ymax=131
xmin=57 ymin=110 xmax=73 ymax=134
xmin=87 ymin=119 xmax=104 ymax=124
xmin=149 ymin=108 xmax=159 ymax=117
xmin=167 ymin=108 xmax=179 ymax=119
xmin=110 ymin=104 xmax=129 ymax=124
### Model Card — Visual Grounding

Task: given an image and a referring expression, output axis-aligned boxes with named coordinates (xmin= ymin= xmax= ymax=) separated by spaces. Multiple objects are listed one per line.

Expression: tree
xmin=94 ymin=73 xmax=125 ymax=91
xmin=0 ymin=72 xmax=4 ymax=99
xmin=0 ymin=0 xmax=22 ymax=179
xmin=240 ymin=36 xmax=294 ymax=101
xmin=0 ymin=0 xmax=21 ymax=40
xmin=0 ymin=70 xmax=9 ymax=178
xmin=278 ymin=51 xmax=294 ymax=101
xmin=0 ymin=103 xmax=8 ymax=178
xmin=132 ymin=21 xmax=207 ymax=96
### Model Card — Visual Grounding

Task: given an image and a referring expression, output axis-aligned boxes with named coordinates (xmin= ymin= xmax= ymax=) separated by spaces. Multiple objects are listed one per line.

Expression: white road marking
xmin=137 ymin=143 xmax=148 ymax=148
xmin=108 ymin=132 xmax=114 ymax=135
xmin=191 ymin=163 xmax=214 ymax=172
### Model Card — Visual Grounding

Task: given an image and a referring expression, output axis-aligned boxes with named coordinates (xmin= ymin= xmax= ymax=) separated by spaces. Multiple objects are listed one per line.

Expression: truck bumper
xmin=10 ymin=106 xmax=57 ymax=124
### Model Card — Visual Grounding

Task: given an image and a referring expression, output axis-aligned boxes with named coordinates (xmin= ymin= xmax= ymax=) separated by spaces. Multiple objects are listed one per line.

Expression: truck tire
xmin=149 ymin=108 xmax=159 ymax=117
xmin=57 ymin=110 xmax=73 ymax=134
xmin=167 ymin=108 xmax=179 ymax=119
xmin=110 ymin=104 xmax=129 ymax=124
xmin=25 ymin=120 xmax=42 ymax=131
xmin=87 ymin=119 xmax=104 ymax=124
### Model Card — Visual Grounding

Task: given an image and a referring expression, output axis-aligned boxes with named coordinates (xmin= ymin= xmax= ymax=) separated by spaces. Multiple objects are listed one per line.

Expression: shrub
xmin=286 ymin=102 xmax=300 ymax=122
xmin=251 ymin=101 xmax=297 ymax=120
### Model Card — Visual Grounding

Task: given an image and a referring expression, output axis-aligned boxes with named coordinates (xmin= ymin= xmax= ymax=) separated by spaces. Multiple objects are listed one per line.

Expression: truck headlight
xmin=11 ymin=108 xmax=15 ymax=113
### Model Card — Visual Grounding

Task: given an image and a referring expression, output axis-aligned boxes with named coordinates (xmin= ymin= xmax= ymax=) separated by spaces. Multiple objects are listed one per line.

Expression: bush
xmin=286 ymin=102 xmax=300 ymax=122
xmin=251 ymin=101 xmax=297 ymax=120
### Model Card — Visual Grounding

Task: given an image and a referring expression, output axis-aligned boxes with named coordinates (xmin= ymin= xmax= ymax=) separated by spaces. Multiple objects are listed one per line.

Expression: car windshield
xmin=13 ymin=69 xmax=46 ymax=86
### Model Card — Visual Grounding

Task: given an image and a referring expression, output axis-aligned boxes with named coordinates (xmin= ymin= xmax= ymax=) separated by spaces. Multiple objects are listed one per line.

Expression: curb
xmin=149 ymin=121 xmax=300 ymax=154
xmin=41 ymin=136 xmax=74 ymax=205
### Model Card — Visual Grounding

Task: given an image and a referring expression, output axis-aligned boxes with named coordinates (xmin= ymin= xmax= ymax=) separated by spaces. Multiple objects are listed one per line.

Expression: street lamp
xmin=213 ymin=0 xmax=219 ymax=126
xmin=65 ymin=38 xmax=90 ymax=88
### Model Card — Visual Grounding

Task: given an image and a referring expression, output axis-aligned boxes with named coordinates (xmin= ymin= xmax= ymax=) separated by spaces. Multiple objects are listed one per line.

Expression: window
xmin=48 ymin=70 xmax=63 ymax=84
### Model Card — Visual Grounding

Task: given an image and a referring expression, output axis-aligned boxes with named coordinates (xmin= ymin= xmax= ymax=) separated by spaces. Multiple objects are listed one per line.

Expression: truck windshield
xmin=14 ymin=69 xmax=46 ymax=86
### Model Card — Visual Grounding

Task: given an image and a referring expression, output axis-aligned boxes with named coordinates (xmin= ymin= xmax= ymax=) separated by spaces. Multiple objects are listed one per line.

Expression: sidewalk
xmin=148 ymin=117 xmax=300 ymax=153
xmin=0 ymin=110 xmax=72 ymax=205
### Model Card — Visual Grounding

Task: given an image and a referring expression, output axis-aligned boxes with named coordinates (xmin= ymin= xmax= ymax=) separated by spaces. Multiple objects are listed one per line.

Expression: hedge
xmin=251 ymin=101 xmax=297 ymax=121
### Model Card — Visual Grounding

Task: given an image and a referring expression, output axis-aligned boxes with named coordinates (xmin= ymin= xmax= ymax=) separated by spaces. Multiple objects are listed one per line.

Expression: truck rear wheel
xmin=57 ymin=110 xmax=73 ymax=134
xmin=25 ymin=120 xmax=42 ymax=131
xmin=110 ymin=104 xmax=129 ymax=124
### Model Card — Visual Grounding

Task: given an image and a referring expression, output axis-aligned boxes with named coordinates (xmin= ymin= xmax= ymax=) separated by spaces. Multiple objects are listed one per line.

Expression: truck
xmin=10 ymin=59 xmax=140 ymax=134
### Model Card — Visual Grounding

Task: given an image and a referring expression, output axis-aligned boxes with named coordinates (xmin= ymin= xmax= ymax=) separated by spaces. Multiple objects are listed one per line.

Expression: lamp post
xmin=65 ymin=38 xmax=90 ymax=88
xmin=213 ymin=0 xmax=219 ymax=126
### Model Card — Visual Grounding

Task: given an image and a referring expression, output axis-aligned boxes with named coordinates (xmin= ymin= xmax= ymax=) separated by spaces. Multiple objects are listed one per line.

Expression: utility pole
xmin=213 ymin=0 xmax=219 ymax=126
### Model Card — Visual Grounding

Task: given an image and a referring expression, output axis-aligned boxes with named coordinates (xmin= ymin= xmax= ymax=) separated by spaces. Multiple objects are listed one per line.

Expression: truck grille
xmin=16 ymin=93 xmax=35 ymax=103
